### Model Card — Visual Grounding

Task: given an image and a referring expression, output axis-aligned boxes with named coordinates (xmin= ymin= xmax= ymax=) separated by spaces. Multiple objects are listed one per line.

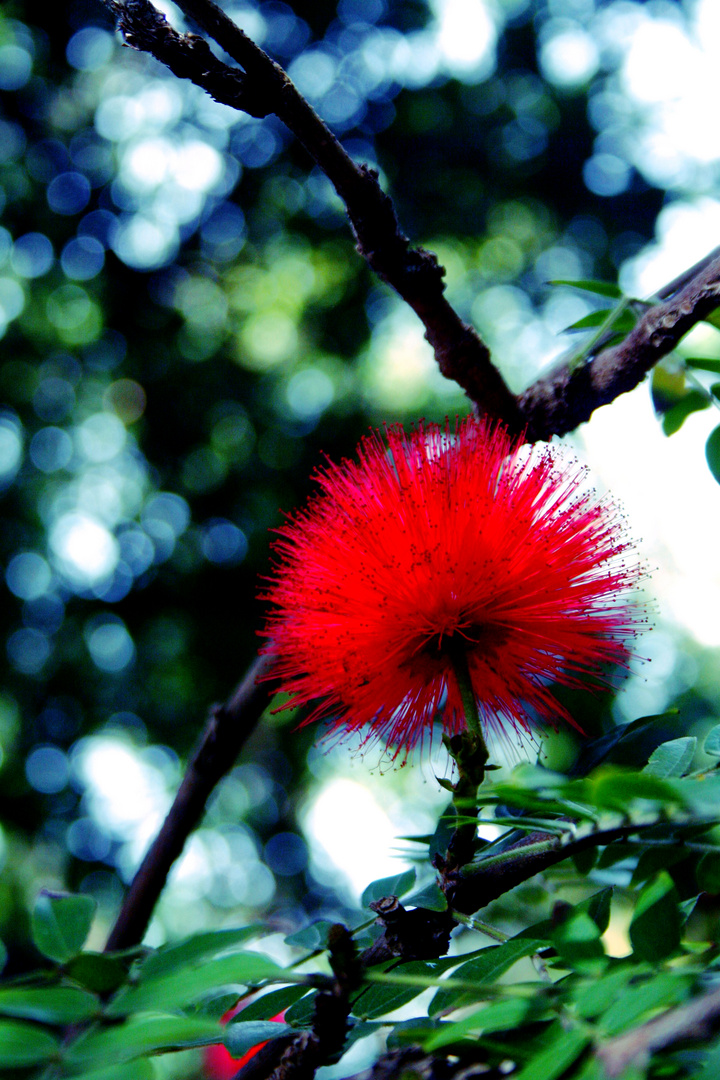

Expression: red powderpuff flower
xmin=260 ymin=417 xmax=645 ymax=757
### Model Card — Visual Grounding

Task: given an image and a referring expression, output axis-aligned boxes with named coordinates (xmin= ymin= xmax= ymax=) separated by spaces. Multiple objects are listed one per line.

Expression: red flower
xmin=261 ymin=417 xmax=644 ymax=757
xmin=204 ymin=1001 xmax=287 ymax=1080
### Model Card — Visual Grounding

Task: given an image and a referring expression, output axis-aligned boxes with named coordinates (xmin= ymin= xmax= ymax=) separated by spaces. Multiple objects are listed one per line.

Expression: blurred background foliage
xmin=1 ymin=0 xmax=720 ymax=1013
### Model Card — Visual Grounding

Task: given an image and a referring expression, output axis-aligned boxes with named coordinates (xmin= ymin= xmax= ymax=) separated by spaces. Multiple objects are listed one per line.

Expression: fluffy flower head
xmin=261 ymin=417 xmax=645 ymax=758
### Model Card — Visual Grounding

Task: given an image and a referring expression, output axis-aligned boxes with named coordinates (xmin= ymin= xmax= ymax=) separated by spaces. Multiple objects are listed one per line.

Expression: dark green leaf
xmin=140 ymin=926 xmax=264 ymax=980
xmin=423 ymin=998 xmax=537 ymax=1050
xmin=573 ymin=967 xmax=635 ymax=1020
xmin=429 ymin=939 xmax=543 ymax=1017
xmin=706 ymin=425 xmax=720 ymax=484
xmin=284 ymin=921 xmax=333 ymax=950
xmin=600 ymin=973 xmax=690 ymax=1036
xmin=360 ymin=869 xmax=416 ymax=910
xmin=552 ymin=911 xmax=605 ymax=970
xmin=403 ymin=881 xmax=448 ymax=911
xmin=106 ymin=952 xmax=284 ymax=1017
xmin=225 ymin=1020 xmax=293 ymax=1057
xmin=631 ymin=845 xmax=690 ymax=887
xmin=65 ymin=1014 xmax=225 ymax=1067
xmin=513 ymin=1024 xmax=589 ymax=1080
xmin=584 ymin=769 xmax=681 ymax=811
xmin=704 ymin=725 xmax=720 ymax=758
xmin=697 ymin=851 xmax=720 ymax=894
xmin=0 ymin=986 xmax=98 ymax=1025
xmin=564 ymin=308 xmax=636 ymax=333
xmin=62 ymin=1064 xmax=153 ymax=1080
xmin=644 ymin=736 xmax=696 ymax=778
xmin=518 ymin=888 xmax=613 ymax=941
xmin=234 ymin=985 xmax=308 ymax=1022
xmin=355 ymin=959 xmax=451 ymax=1020
xmin=629 ymin=871 xmax=682 ymax=961
xmin=651 ymin=364 xmax=689 ymax=413
xmin=31 ymin=892 xmax=96 ymax=964
xmin=662 ymin=391 xmax=711 ymax=436
xmin=548 ymin=279 xmax=623 ymax=299
xmin=65 ymin=953 xmax=128 ymax=994
xmin=572 ymin=847 xmax=598 ymax=875
xmin=685 ymin=357 xmax=720 ymax=374
xmin=283 ymin=991 xmax=317 ymax=1027
xmin=571 ymin=711 xmax=680 ymax=774
xmin=0 ymin=1020 xmax=59 ymax=1066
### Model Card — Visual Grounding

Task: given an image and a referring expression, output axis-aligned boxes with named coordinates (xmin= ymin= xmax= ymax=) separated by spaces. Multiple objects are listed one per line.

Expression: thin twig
xmin=104 ymin=652 xmax=274 ymax=952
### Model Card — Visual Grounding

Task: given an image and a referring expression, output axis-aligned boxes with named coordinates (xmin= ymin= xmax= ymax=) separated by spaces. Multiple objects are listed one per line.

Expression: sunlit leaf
xmin=140 ymin=926 xmax=265 ymax=980
xmin=513 ymin=1024 xmax=589 ymax=1080
xmin=234 ymin=985 xmax=309 ymax=1022
xmin=643 ymin=736 xmax=697 ymax=778
xmin=429 ymin=939 xmax=543 ymax=1017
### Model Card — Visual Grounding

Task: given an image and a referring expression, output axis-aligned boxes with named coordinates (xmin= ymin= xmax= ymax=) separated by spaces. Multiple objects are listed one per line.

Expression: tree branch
xmin=105 ymin=0 xmax=522 ymax=429
xmin=520 ymin=252 xmax=720 ymax=440
xmin=104 ymin=653 xmax=274 ymax=952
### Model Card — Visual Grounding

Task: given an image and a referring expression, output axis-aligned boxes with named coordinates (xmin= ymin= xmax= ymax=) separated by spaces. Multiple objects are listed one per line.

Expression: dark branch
xmin=105 ymin=0 xmax=522 ymax=429
xmin=104 ymin=653 xmax=274 ymax=952
xmin=520 ymin=252 xmax=720 ymax=440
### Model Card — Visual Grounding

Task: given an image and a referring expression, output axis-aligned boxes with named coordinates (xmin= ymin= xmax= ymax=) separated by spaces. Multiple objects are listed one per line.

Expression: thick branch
xmin=106 ymin=0 xmax=522 ymax=428
xmin=520 ymin=253 xmax=720 ymax=440
xmin=104 ymin=653 xmax=274 ymax=952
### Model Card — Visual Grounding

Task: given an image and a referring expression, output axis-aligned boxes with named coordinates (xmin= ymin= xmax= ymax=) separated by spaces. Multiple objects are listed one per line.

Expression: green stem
xmin=450 ymin=641 xmax=483 ymax=742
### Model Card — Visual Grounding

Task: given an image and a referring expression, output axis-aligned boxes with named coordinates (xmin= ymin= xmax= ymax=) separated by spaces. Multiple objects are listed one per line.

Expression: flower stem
xmin=449 ymin=640 xmax=483 ymax=742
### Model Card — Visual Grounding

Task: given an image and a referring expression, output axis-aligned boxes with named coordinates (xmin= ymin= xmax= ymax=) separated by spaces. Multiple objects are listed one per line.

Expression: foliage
xmin=2 ymin=0 xmax=720 ymax=1078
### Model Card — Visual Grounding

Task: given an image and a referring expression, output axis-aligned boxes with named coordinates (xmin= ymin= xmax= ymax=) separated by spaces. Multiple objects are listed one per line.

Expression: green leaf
xmin=704 ymin=725 xmax=720 ymax=758
xmin=518 ymin=888 xmax=613 ymax=940
xmin=65 ymin=1014 xmax=226 ymax=1067
xmin=685 ymin=357 xmax=720 ymax=374
xmin=63 ymin=1063 xmax=154 ymax=1080
xmin=564 ymin=308 xmax=636 ymax=334
xmin=355 ymin=959 xmax=452 ymax=1020
xmin=662 ymin=390 xmax=710 ymax=435
xmin=428 ymin=939 xmax=543 ymax=1017
xmin=31 ymin=892 xmax=96 ymax=964
xmin=65 ymin=953 xmax=128 ymax=994
xmin=233 ymin=985 xmax=308 ymax=1022
xmin=403 ymin=881 xmax=448 ymax=911
xmin=583 ymin=768 xmax=681 ymax=811
xmin=706 ymin=425 xmax=720 ymax=484
xmin=629 ymin=871 xmax=682 ymax=961
xmin=572 ymin=967 xmax=636 ymax=1020
xmin=0 ymin=986 xmax=98 ymax=1025
xmin=643 ymin=736 xmax=697 ymax=778
xmin=513 ymin=1025 xmax=589 ymax=1080
xmin=284 ymin=921 xmax=334 ymax=950
xmin=599 ymin=972 xmax=690 ymax=1036
xmin=225 ymin=1019 xmax=293 ymax=1057
xmin=697 ymin=851 xmax=720 ymax=894
xmin=423 ymin=998 xmax=537 ymax=1050
xmin=140 ymin=925 xmax=264 ymax=980
xmin=548 ymin=279 xmax=623 ymax=299
xmin=106 ymin=952 xmax=284 ymax=1017
xmin=551 ymin=911 xmax=605 ymax=969
xmin=0 ymin=1019 xmax=60 ymax=1066
xmin=360 ymin=868 xmax=416 ymax=910
xmin=283 ymin=991 xmax=317 ymax=1027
